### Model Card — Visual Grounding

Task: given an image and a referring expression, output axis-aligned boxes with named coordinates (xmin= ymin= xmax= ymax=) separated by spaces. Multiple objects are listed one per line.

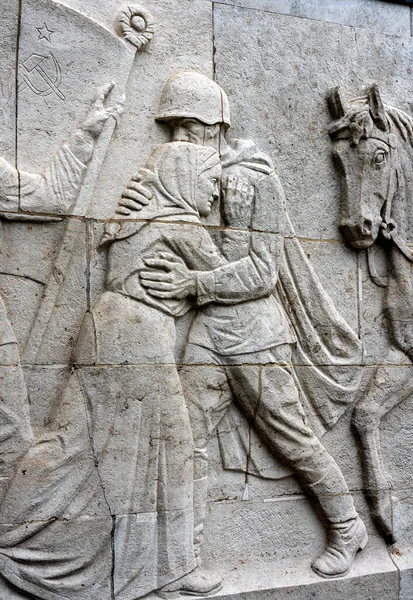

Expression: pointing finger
xmin=156 ymin=252 xmax=183 ymax=263
xmin=93 ymin=82 xmax=114 ymax=107
xmin=115 ymin=207 xmax=131 ymax=215
xmin=118 ymin=198 xmax=144 ymax=211
xmin=146 ymin=289 xmax=177 ymax=299
xmin=121 ymin=190 xmax=150 ymax=205
xmin=125 ymin=181 xmax=153 ymax=199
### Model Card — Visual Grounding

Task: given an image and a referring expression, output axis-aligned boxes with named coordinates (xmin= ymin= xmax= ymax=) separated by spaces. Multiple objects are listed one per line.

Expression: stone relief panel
xmin=213 ymin=0 xmax=413 ymax=572
xmin=328 ymin=84 xmax=413 ymax=544
xmin=0 ymin=1 xmax=413 ymax=599
xmin=0 ymin=64 xmax=365 ymax=595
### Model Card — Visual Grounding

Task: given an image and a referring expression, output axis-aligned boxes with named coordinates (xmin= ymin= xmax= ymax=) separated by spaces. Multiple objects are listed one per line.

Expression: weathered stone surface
xmin=213 ymin=4 xmax=413 ymax=241
xmin=0 ymin=0 xmax=18 ymax=163
xmin=200 ymin=493 xmax=399 ymax=597
xmin=0 ymin=0 xmax=413 ymax=598
xmin=207 ymin=0 xmax=411 ymax=37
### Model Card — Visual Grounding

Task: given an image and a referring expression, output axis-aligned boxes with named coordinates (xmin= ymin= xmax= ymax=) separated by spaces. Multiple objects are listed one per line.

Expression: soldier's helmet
xmin=156 ymin=71 xmax=231 ymax=128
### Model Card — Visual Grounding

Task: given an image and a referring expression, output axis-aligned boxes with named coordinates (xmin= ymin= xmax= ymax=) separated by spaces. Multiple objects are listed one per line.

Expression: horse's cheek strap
xmin=383 ymin=144 xmax=397 ymax=226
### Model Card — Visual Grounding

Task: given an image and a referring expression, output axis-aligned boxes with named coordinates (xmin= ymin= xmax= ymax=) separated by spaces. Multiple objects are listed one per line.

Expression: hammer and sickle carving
xmin=18 ymin=53 xmax=65 ymax=100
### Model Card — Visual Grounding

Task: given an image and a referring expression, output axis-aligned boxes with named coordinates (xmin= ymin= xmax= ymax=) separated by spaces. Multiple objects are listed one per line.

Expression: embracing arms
xmin=140 ymin=173 xmax=286 ymax=305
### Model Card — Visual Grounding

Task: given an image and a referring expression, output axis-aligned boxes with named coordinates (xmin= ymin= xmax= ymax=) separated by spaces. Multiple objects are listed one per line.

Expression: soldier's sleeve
xmin=170 ymin=224 xmax=227 ymax=272
xmin=19 ymin=143 xmax=87 ymax=214
xmin=251 ymin=171 xmax=287 ymax=234
xmin=195 ymin=172 xmax=286 ymax=305
xmin=195 ymin=231 xmax=283 ymax=305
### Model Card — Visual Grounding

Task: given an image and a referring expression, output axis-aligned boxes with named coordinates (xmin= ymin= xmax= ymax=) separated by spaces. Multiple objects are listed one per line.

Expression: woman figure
xmin=0 ymin=142 xmax=224 ymax=600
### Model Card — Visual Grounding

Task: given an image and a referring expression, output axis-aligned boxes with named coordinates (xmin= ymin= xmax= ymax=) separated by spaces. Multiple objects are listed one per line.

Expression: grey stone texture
xmin=0 ymin=0 xmax=413 ymax=598
xmin=207 ymin=0 xmax=411 ymax=37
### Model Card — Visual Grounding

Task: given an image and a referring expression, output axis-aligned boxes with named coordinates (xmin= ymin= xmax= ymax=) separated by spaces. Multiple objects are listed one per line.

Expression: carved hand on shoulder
xmin=222 ymin=176 xmax=254 ymax=229
xmin=116 ymin=173 xmax=153 ymax=215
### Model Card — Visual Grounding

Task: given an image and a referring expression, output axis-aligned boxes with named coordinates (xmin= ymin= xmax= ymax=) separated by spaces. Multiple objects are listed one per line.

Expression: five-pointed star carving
xmin=36 ymin=22 xmax=54 ymax=43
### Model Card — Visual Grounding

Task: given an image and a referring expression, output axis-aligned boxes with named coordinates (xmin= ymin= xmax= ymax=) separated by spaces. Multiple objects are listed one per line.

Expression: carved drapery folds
xmin=0 ymin=1 xmax=412 ymax=599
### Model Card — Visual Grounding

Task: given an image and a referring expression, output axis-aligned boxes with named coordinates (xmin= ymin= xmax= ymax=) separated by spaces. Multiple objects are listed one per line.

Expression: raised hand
xmin=81 ymin=83 xmax=125 ymax=138
xmin=222 ymin=176 xmax=254 ymax=229
xmin=140 ymin=252 xmax=196 ymax=299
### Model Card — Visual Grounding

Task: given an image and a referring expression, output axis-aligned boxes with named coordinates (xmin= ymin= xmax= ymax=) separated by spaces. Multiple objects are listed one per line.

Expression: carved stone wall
xmin=1 ymin=1 xmax=413 ymax=599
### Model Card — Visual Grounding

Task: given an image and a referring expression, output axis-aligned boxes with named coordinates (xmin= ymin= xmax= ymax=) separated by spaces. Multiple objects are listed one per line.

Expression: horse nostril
xmin=361 ymin=219 xmax=373 ymax=235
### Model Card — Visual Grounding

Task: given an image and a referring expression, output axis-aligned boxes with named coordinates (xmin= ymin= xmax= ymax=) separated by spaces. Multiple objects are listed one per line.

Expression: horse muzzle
xmin=340 ymin=218 xmax=379 ymax=249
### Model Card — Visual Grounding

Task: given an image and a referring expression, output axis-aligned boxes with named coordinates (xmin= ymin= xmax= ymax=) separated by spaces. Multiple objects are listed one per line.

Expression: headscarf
xmin=101 ymin=142 xmax=221 ymax=245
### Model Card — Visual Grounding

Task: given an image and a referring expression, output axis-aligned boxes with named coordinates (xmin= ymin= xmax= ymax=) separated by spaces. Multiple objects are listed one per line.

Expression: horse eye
xmin=373 ymin=150 xmax=387 ymax=167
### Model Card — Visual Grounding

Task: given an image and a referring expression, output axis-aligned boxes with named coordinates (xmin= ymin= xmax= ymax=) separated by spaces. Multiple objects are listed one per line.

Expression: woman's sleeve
xmin=0 ymin=144 xmax=87 ymax=216
xmin=0 ymin=158 xmax=22 ymax=212
xmin=19 ymin=144 xmax=87 ymax=214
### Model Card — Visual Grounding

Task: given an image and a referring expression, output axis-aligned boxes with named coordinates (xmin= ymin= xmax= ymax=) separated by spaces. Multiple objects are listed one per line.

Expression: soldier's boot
xmin=309 ymin=467 xmax=368 ymax=579
xmin=311 ymin=514 xmax=368 ymax=579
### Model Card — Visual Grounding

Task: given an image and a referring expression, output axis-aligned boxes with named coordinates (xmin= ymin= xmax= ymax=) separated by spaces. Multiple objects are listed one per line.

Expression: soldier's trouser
xmin=180 ymin=343 xmax=357 ymax=556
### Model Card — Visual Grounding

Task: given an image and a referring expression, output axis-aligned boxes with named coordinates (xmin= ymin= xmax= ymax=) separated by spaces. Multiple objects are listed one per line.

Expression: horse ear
xmin=327 ymin=87 xmax=346 ymax=119
xmin=368 ymin=84 xmax=387 ymax=131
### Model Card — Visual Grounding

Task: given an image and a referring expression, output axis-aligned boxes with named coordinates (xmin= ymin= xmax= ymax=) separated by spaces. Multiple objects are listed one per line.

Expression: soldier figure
xmin=120 ymin=70 xmax=368 ymax=586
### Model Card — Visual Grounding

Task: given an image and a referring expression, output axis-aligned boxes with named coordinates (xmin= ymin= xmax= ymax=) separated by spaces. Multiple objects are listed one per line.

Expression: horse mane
xmin=329 ymin=97 xmax=413 ymax=147
xmin=386 ymin=106 xmax=413 ymax=147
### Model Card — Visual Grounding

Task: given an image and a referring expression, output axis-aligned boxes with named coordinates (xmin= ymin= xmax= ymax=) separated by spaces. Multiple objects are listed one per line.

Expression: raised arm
xmin=0 ymin=84 xmax=122 ymax=216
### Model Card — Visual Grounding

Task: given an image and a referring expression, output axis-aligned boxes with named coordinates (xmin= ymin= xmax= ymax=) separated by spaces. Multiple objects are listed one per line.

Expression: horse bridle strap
xmin=367 ymin=131 xmax=413 ymax=286
xmin=390 ymin=229 xmax=413 ymax=262
xmin=371 ymin=229 xmax=413 ymax=288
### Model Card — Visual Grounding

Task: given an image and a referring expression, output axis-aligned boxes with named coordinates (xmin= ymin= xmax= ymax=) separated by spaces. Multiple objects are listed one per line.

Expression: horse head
xmin=328 ymin=85 xmax=398 ymax=249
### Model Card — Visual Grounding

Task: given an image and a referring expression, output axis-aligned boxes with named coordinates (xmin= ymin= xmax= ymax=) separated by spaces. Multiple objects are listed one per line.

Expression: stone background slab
xmin=1 ymin=0 xmax=413 ymax=597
